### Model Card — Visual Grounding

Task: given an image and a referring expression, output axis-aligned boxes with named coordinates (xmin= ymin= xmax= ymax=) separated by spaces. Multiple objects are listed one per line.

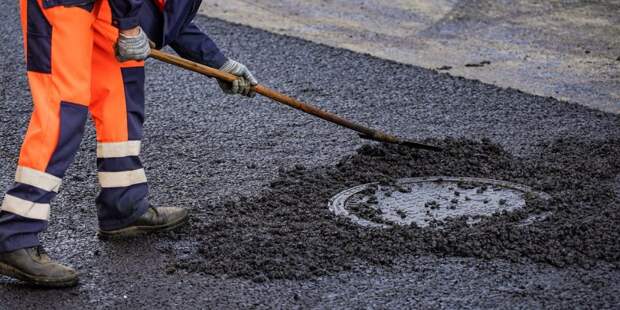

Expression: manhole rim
xmin=328 ymin=176 xmax=551 ymax=229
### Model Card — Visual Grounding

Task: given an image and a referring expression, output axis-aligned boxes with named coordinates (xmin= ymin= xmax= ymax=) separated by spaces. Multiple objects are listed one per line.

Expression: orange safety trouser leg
xmin=90 ymin=1 xmax=150 ymax=231
xmin=0 ymin=0 xmax=95 ymax=252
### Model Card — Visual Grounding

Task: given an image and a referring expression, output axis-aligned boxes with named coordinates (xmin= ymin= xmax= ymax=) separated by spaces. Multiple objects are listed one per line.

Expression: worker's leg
xmin=0 ymin=0 xmax=94 ymax=252
xmin=90 ymin=1 xmax=150 ymax=231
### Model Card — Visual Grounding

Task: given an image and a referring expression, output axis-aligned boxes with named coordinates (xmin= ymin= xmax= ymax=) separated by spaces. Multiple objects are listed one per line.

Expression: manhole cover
xmin=328 ymin=176 xmax=551 ymax=228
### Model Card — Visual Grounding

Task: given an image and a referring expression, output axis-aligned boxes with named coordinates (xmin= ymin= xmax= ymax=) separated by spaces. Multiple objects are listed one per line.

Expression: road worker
xmin=0 ymin=0 xmax=257 ymax=287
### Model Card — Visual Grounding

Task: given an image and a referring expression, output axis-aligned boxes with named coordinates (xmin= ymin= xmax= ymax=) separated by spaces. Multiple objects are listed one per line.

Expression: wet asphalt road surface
xmin=1 ymin=1 xmax=620 ymax=309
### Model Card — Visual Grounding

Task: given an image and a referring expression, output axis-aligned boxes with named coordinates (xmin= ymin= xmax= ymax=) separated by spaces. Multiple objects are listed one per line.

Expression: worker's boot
xmin=0 ymin=246 xmax=78 ymax=288
xmin=98 ymin=207 xmax=188 ymax=238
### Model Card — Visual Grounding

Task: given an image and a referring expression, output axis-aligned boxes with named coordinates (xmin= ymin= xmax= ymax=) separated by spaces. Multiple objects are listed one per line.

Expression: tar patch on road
xmin=170 ymin=138 xmax=620 ymax=282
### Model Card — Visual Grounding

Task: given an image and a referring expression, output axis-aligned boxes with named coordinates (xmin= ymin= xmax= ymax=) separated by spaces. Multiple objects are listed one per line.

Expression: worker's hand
xmin=218 ymin=59 xmax=258 ymax=98
xmin=115 ymin=26 xmax=151 ymax=62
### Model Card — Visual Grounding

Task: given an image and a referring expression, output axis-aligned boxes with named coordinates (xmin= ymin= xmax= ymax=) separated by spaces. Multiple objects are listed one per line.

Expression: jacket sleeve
xmin=108 ymin=0 xmax=145 ymax=30
xmin=169 ymin=22 xmax=228 ymax=69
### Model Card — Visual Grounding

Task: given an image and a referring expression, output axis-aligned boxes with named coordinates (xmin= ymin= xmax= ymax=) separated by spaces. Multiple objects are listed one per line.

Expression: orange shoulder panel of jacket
xmin=154 ymin=0 xmax=166 ymax=11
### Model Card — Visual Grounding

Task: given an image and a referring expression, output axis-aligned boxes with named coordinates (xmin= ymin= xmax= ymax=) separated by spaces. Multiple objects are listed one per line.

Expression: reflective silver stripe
xmin=15 ymin=166 xmax=62 ymax=193
xmin=98 ymin=169 xmax=147 ymax=188
xmin=1 ymin=194 xmax=50 ymax=221
xmin=97 ymin=141 xmax=141 ymax=158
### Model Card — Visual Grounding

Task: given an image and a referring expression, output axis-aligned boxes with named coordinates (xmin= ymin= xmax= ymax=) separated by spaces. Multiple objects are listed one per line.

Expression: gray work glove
xmin=115 ymin=27 xmax=151 ymax=62
xmin=218 ymin=59 xmax=258 ymax=98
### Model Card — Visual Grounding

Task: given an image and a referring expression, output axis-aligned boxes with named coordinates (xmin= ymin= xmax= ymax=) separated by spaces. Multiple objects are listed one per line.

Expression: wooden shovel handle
xmin=148 ymin=48 xmax=441 ymax=151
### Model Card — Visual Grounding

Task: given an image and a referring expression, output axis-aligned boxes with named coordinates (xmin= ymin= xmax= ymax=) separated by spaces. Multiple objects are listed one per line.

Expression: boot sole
xmin=0 ymin=261 xmax=78 ymax=288
xmin=98 ymin=212 xmax=189 ymax=239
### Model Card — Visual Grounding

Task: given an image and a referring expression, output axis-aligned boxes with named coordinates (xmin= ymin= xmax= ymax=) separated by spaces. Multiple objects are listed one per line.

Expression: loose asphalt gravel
xmin=1 ymin=1 xmax=620 ymax=309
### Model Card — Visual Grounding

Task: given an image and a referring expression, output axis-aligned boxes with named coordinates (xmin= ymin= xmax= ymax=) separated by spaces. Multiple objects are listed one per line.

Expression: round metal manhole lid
xmin=328 ymin=176 xmax=551 ymax=228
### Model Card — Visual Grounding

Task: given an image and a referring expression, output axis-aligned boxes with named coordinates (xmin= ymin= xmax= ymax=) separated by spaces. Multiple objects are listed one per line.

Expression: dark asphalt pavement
xmin=1 ymin=1 xmax=619 ymax=309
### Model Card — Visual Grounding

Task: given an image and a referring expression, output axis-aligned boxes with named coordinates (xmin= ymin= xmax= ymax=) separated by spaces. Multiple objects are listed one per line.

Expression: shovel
xmin=148 ymin=48 xmax=441 ymax=151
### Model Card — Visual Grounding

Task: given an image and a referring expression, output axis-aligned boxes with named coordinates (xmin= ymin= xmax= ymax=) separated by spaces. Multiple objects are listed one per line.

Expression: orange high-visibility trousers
xmin=0 ymin=0 xmax=150 ymax=252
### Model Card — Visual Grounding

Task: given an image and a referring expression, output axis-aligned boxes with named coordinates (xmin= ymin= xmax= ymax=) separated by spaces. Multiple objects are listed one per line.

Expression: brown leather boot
xmin=98 ymin=207 xmax=188 ymax=238
xmin=0 ymin=246 xmax=78 ymax=288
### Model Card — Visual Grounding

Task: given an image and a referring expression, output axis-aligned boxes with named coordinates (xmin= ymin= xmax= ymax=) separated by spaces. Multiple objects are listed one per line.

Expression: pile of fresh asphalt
xmin=172 ymin=137 xmax=620 ymax=281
